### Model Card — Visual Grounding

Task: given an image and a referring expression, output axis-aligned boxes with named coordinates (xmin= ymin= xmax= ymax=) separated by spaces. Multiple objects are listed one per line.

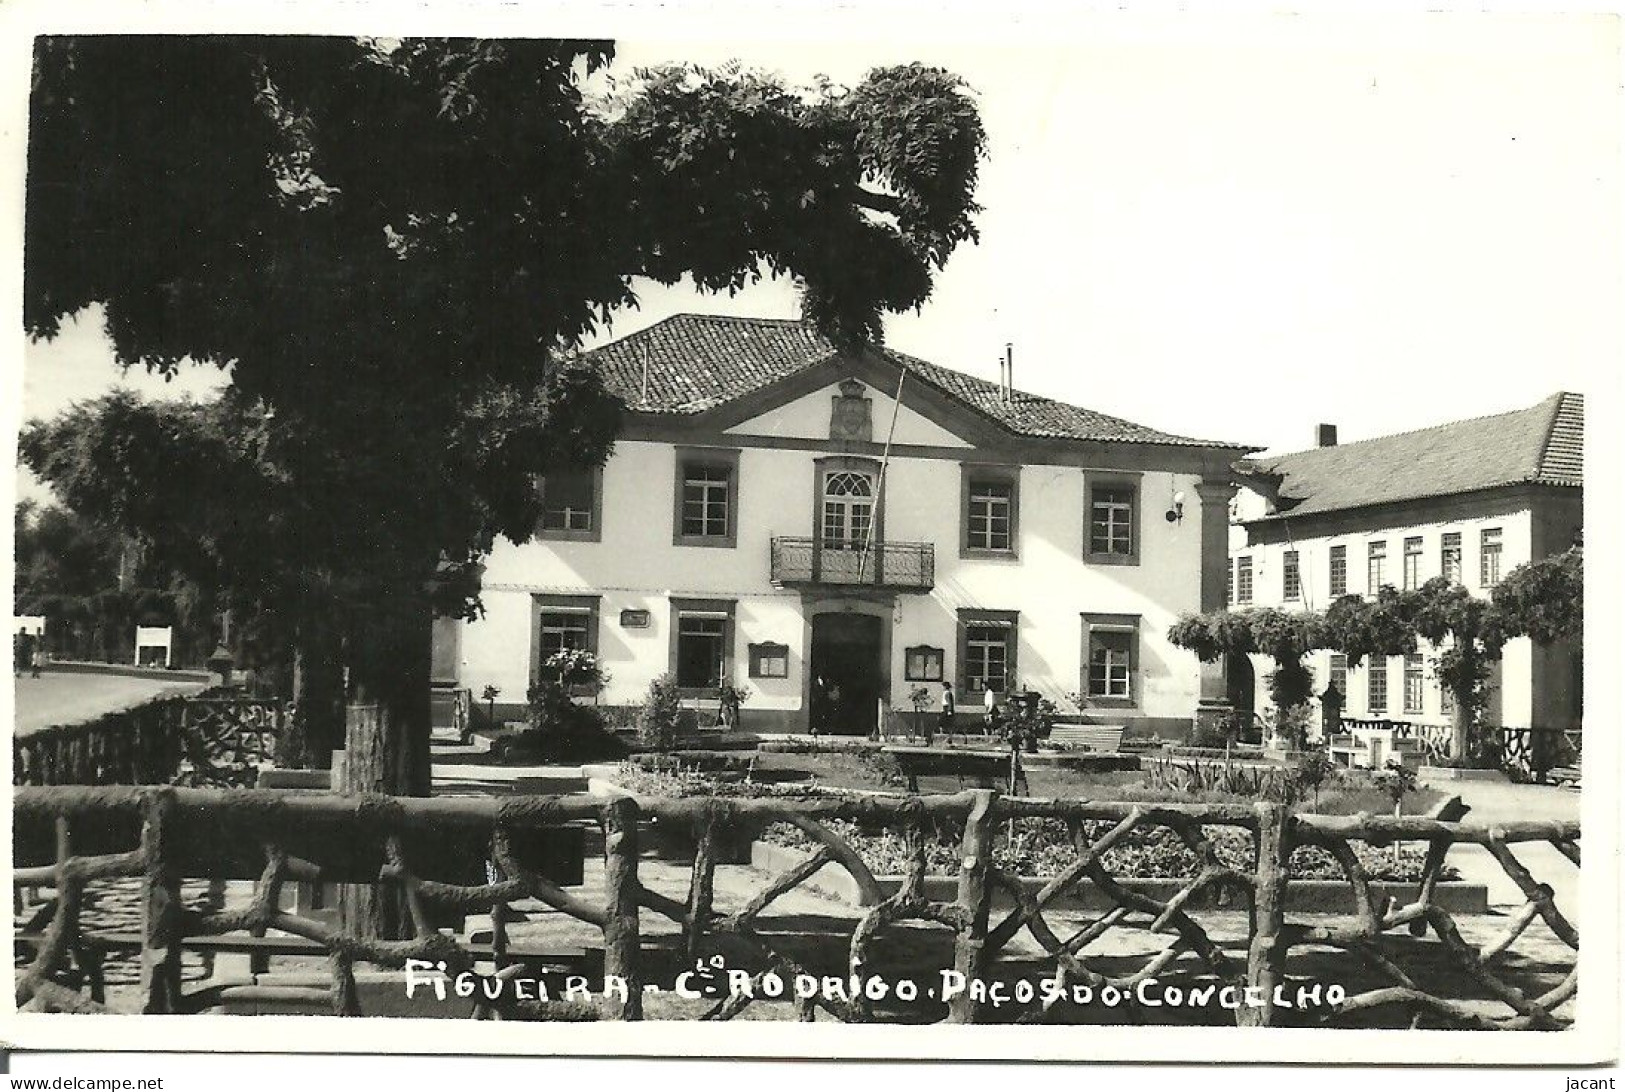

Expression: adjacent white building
xmin=1228 ymin=393 xmax=1583 ymax=735
xmin=442 ymin=315 xmax=1251 ymax=736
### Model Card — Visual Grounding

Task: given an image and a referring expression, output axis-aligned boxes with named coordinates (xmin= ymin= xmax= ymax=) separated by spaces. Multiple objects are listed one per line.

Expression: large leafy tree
xmin=25 ymin=38 xmax=987 ymax=804
xmin=19 ymin=391 xmax=344 ymax=762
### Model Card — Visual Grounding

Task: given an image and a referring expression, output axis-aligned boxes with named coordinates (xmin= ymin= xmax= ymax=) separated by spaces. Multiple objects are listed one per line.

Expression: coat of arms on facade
xmin=830 ymin=379 xmax=873 ymax=443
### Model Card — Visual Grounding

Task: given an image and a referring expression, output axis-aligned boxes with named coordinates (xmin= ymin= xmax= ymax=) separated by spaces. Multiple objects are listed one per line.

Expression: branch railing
xmin=1339 ymin=718 xmax=1582 ymax=780
xmin=13 ymin=694 xmax=285 ymax=788
xmin=12 ymin=785 xmax=1579 ymax=1028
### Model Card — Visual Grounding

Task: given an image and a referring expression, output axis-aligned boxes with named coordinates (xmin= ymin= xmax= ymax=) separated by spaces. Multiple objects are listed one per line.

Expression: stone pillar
xmin=1193 ymin=479 xmax=1235 ymax=735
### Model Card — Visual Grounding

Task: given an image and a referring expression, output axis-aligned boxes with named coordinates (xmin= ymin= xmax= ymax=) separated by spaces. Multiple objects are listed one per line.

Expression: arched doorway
xmin=810 ymin=612 xmax=885 ymax=735
xmin=1226 ymin=652 xmax=1256 ymax=739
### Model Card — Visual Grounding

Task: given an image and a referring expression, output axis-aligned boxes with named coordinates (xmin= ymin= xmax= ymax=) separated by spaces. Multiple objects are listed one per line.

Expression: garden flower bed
xmin=588 ymin=761 xmax=1486 ymax=913
xmin=753 ymin=819 xmax=1481 ymax=914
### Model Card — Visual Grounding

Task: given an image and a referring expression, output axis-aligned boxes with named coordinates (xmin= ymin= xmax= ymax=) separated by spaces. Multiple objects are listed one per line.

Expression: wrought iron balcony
xmin=769 ymin=536 xmax=935 ymax=592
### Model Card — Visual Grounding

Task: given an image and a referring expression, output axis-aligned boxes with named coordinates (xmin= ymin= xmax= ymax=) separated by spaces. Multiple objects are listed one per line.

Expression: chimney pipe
xmin=1316 ymin=423 xmax=1338 ymax=448
xmin=1004 ymin=343 xmax=1014 ymax=402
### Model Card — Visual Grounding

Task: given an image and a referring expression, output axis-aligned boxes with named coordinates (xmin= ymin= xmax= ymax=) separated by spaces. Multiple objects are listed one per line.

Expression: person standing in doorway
xmin=983 ymin=684 xmax=999 ymax=739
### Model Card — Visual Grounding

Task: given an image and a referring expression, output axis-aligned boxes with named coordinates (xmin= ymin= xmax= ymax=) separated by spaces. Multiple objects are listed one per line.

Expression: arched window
xmin=821 ymin=471 xmax=874 ymax=550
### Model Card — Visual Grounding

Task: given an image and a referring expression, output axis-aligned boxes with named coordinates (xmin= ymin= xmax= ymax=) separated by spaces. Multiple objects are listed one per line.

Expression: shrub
xmin=639 ymin=673 xmax=684 ymax=751
xmin=518 ymin=679 xmax=624 ymax=761
xmin=1189 ymin=721 xmax=1233 ymax=750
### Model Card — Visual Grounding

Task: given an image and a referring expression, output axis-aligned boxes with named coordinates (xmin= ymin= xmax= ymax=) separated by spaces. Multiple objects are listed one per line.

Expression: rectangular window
xmin=670 ymin=598 xmax=735 ymax=692
xmin=965 ymin=628 xmax=1009 ymax=694
xmin=1235 ymin=557 xmax=1254 ymax=604
xmin=1367 ymin=540 xmax=1388 ymax=594
xmin=957 ymin=610 xmax=1017 ymax=695
xmin=1403 ymin=536 xmax=1423 ymax=591
xmin=748 ymin=642 xmax=789 ymax=680
xmin=1368 ymin=658 xmax=1389 ymax=714
xmin=1226 ymin=559 xmax=1234 ymax=605
xmin=1083 ymin=472 xmax=1140 ymax=565
xmin=904 ymin=645 xmax=945 ymax=682
xmin=1082 ymin=613 xmax=1139 ymax=706
xmin=676 ymin=617 xmax=727 ymax=689
xmin=1403 ymin=653 xmax=1425 ymax=714
xmin=1283 ymin=550 xmax=1301 ymax=600
xmin=1328 ymin=653 xmax=1349 ymax=702
xmin=1441 ymin=532 xmax=1463 ymax=583
xmin=531 ymin=594 xmax=600 ymax=686
xmin=964 ymin=477 xmax=1015 ymax=554
xmin=537 ymin=611 xmax=591 ymax=661
xmin=1090 ymin=487 xmax=1134 ymax=555
xmin=673 ymin=449 xmax=740 ymax=548
xmin=1480 ymin=527 xmax=1503 ymax=586
xmin=1329 ymin=544 xmax=1347 ymax=597
xmin=1089 ymin=632 xmax=1133 ymax=698
xmin=538 ymin=469 xmax=599 ymax=539
xmin=682 ymin=467 xmax=730 ymax=538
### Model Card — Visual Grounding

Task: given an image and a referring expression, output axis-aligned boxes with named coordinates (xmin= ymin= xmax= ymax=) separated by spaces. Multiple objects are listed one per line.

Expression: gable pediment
xmin=723 ymin=376 xmax=977 ymax=448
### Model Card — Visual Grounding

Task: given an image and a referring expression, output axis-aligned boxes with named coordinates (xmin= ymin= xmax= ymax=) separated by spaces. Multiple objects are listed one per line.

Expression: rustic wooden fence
xmin=12 ymin=785 xmax=1578 ymax=1028
xmin=1341 ymin=718 xmax=1581 ymax=780
xmin=13 ymin=695 xmax=284 ymax=788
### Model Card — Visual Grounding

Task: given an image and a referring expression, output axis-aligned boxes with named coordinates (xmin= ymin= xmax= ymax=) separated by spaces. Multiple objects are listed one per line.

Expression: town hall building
xmin=443 ymin=314 xmax=1252 ymax=736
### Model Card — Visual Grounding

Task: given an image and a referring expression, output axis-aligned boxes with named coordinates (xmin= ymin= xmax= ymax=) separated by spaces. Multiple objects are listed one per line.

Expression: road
xmin=10 ymin=669 xmax=207 ymax=735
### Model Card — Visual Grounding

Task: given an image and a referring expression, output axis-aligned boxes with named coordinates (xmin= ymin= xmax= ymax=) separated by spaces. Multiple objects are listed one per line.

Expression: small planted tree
xmin=1493 ymin=547 xmax=1583 ymax=646
xmin=639 ymin=673 xmax=684 ymax=753
xmin=1295 ymin=750 xmax=1336 ymax=811
xmin=1399 ymin=579 xmax=1506 ymax=765
xmin=1373 ymin=759 xmax=1419 ymax=866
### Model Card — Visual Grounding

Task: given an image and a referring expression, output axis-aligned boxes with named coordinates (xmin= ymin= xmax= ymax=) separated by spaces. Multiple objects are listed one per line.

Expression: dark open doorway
xmin=1226 ymin=652 xmax=1256 ymax=740
xmin=809 ymin=613 xmax=885 ymax=735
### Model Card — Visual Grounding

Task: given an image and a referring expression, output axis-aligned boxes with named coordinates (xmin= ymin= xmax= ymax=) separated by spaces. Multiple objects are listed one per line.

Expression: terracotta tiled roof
xmin=1248 ymin=392 xmax=1584 ymax=522
xmin=588 ymin=314 xmax=1248 ymax=448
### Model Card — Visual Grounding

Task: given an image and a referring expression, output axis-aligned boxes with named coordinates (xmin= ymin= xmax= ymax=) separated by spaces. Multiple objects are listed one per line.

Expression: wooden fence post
xmin=948 ymin=789 xmax=999 ymax=1024
xmin=1240 ymin=801 xmax=1289 ymax=1027
xmin=685 ymin=801 xmax=723 ymax=962
xmin=602 ymin=795 xmax=643 ymax=1020
xmin=140 ymin=788 xmax=183 ymax=1013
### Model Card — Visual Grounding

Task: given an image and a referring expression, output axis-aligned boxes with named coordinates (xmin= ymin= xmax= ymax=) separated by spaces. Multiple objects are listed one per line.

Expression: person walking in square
xmin=934 ymin=681 xmax=955 ymax=744
xmin=983 ymin=684 xmax=999 ymax=739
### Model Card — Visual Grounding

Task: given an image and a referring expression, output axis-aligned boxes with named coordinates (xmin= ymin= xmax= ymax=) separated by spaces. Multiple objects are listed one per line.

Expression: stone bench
xmin=1047 ymin=725 xmax=1124 ymax=752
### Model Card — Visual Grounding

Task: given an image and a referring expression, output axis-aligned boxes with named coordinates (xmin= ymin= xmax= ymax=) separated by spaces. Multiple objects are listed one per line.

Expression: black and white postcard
xmin=2 ymin=0 xmax=1618 ymax=1079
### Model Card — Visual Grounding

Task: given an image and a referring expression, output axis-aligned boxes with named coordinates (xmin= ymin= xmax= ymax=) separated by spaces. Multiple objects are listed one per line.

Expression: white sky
xmin=8 ymin=13 xmax=1622 ymax=507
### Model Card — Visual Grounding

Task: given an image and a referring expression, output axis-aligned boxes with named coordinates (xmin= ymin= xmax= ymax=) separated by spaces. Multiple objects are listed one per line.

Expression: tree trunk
xmin=1449 ymin=693 xmax=1472 ymax=762
xmin=280 ymin=623 xmax=346 ymax=769
xmin=342 ymin=602 xmax=434 ymax=796
xmin=338 ymin=596 xmax=435 ymax=942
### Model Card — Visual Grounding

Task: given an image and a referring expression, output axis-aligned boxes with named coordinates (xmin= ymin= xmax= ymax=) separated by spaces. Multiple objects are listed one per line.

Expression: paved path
xmin=10 ymin=669 xmax=206 ymax=735
xmin=1419 ymin=775 xmax=1582 ymax=920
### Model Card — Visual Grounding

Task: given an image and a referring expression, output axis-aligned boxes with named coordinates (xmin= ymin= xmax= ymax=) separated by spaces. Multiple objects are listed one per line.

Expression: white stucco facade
xmin=451 ymin=362 xmax=1241 ymax=737
xmin=1229 ymin=485 xmax=1581 ymax=734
